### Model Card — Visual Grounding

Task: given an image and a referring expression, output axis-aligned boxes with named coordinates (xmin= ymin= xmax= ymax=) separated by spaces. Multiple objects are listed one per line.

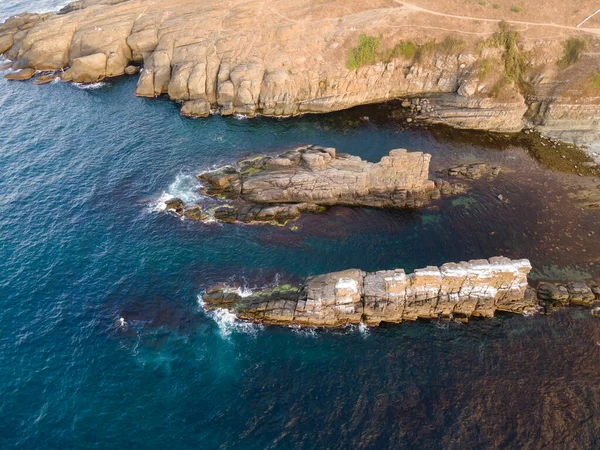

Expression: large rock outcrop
xmin=166 ymin=145 xmax=454 ymax=224
xmin=1 ymin=0 xmax=600 ymax=147
xmin=203 ymin=257 xmax=538 ymax=327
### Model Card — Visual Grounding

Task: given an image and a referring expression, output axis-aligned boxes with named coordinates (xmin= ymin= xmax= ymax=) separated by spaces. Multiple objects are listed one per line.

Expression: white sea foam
xmin=150 ymin=173 xmax=203 ymax=212
xmin=73 ymin=81 xmax=107 ymax=90
xmin=358 ymin=322 xmax=369 ymax=336
xmin=197 ymin=294 xmax=262 ymax=339
xmin=236 ymin=286 xmax=253 ymax=298
xmin=290 ymin=325 xmax=318 ymax=338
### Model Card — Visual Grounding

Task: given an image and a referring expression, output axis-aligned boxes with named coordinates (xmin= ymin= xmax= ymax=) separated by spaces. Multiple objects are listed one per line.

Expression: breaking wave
xmin=197 ymin=294 xmax=263 ymax=339
xmin=150 ymin=173 xmax=203 ymax=212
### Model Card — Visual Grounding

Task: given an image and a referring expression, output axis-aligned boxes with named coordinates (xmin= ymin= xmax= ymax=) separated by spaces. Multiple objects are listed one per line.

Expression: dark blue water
xmin=2 ymin=3 xmax=600 ymax=448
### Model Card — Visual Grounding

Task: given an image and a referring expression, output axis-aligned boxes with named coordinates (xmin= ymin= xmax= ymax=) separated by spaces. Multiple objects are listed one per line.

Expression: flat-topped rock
xmin=203 ymin=257 xmax=536 ymax=327
xmin=201 ymin=145 xmax=435 ymax=207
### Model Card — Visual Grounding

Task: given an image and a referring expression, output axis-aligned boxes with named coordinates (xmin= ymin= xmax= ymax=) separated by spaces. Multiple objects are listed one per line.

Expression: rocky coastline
xmin=1 ymin=0 xmax=600 ymax=154
xmin=163 ymin=145 xmax=475 ymax=225
xmin=203 ymin=257 xmax=600 ymax=327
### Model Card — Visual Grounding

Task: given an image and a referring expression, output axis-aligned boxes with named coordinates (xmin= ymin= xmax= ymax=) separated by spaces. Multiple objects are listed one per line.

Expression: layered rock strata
xmin=203 ymin=257 xmax=538 ymax=327
xmin=1 ymin=0 xmax=600 ymax=149
xmin=169 ymin=145 xmax=451 ymax=224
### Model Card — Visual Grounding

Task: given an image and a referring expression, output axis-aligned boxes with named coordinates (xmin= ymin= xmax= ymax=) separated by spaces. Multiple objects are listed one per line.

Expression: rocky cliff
xmin=1 ymin=0 xmax=600 ymax=150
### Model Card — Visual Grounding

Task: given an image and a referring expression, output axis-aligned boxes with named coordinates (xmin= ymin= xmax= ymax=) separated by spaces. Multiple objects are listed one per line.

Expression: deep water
xmin=2 ymin=2 xmax=600 ymax=448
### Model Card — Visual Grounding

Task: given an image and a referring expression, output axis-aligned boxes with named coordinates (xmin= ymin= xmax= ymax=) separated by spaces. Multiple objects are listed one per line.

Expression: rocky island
xmin=164 ymin=145 xmax=473 ymax=224
xmin=1 ymin=0 xmax=600 ymax=152
xmin=203 ymin=257 xmax=600 ymax=327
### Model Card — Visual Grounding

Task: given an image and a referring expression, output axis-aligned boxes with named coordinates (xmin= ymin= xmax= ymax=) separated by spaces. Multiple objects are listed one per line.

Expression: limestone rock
xmin=203 ymin=257 xmax=535 ymax=327
xmin=202 ymin=145 xmax=434 ymax=208
xmin=176 ymin=145 xmax=437 ymax=224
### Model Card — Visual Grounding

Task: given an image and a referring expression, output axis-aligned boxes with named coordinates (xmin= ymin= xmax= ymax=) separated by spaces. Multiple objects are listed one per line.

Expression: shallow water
xmin=1 ymin=2 xmax=600 ymax=447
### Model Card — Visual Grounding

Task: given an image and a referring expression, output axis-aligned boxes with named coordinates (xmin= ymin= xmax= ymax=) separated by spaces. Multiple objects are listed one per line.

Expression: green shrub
xmin=591 ymin=72 xmax=600 ymax=89
xmin=415 ymin=37 xmax=466 ymax=62
xmin=479 ymin=22 xmax=525 ymax=84
xmin=493 ymin=3 xmax=501 ymax=8
xmin=478 ymin=0 xmax=487 ymax=5
xmin=380 ymin=41 xmax=417 ymax=63
xmin=558 ymin=37 xmax=586 ymax=68
xmin=439 ymin=36 xmax=466 ymax=53
xmin=347 ymin=34 xmax=380 ymax=70
xmin=511 ymin=5 xmax=521 ymax=12
xmin=478 ymin=58 xmax=493 ymax=79
xmin=392 ymin=41 xmax=417 ymax=60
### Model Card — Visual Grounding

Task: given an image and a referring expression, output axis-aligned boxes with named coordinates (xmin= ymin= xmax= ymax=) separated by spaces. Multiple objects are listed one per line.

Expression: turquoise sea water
xmin=2 ymin=2 xmax=600 ymax=447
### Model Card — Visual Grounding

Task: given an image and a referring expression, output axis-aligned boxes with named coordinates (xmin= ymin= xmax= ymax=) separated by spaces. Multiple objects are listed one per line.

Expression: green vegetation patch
xmin=347 ymin=34 xmax=380 ymax=70
xmin=591 ymin=71 xmax=600 ymax=89
xmin=510 ymin=5 xmax=521 ymax=12
xmin=347 ymin=34 xmax=465 ymax=69
xmin=478 ymin=22 xmax=526 ymax=88
xmin=381 ymin=41 xmax=417 ymax=62
xmin=558 ymin=37 xmax=586 ymax=68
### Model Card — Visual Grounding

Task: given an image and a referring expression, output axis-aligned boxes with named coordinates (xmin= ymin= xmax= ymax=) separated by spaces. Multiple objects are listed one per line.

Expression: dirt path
xmin=396 ymin=1 xmax=600 ymax=35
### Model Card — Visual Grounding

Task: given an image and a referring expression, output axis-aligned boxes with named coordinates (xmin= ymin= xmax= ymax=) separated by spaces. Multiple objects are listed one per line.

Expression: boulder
xmin=181 ymin=100 xmax=211 ymax=118
xmin=537 ymin=283 xmax=570 ymax=304
xmin=182 ymin=206 xmax=205 ymax=221
xmin=164 ymin=198 xmax=184 ymax=213
xmin=4 ymin=68 xmax=35 ymax=80
xmin=71 ymin=53 xmax=107 ymax=83
xmin=0 ymin=34 xmax=14 ymax=54
xmin=567 ymin=281 xmax=596 ymax=306
xmin=124 ymin=65 xmax=140 ymax=75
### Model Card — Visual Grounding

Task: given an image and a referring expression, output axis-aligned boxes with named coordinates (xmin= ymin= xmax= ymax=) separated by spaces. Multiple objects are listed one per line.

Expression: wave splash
xmin=150 ymin=173 xmax=203 ymax=212
xmin=197 ymin=294 xmax=263 ymax=338
xmin=73 ymin=81 xmax=108 ymax=90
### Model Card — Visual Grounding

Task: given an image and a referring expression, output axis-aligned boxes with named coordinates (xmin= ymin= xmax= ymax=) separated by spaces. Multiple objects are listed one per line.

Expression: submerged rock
xmin=446 ymin=163 xmax=501 ymax=180
xmin=203 ymin=257 xmax=536 ymax=327
xmin=33 ymin=74 xmax=57 ymax=85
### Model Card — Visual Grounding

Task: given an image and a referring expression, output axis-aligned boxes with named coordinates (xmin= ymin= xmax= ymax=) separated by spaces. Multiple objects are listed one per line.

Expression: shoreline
xmin=1 ymin=0 xmax=600 ymax=156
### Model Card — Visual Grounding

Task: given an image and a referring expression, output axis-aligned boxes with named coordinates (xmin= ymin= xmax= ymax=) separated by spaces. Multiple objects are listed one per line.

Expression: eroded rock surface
xmin=203 ymin=257 xmax=538 ymax=327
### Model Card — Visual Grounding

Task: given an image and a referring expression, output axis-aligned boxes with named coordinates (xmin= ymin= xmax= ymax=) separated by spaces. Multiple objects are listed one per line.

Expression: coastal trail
xmin=395 ymin=1 xmax=600 ymax=35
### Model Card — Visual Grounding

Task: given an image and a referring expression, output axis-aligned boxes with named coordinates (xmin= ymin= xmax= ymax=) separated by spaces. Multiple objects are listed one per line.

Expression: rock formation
xmin=1 ymin=0 xmax=600 ymax=150
xmin=164 ymin=145 xmax=462 ymax=224
xmin=203 ymin=257 xmax=540 ymax=327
